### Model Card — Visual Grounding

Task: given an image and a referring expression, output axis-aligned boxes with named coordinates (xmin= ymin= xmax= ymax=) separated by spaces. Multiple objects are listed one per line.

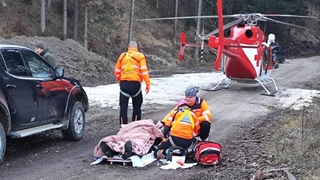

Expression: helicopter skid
xmin=256 ymin=77 xmax=279 ymax=96
xmin=203 ymin=78 xmax=231 ymax=91
xmin=203 ymin=77 xmax=279 ymax=96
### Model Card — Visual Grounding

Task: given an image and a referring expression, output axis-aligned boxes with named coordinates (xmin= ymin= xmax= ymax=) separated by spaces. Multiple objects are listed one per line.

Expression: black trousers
xmin=119 ymin=81 xmax=143 ymax=125
xmin=154 ymin=136 xmax=193 ymax=157
xmin=198 ymin=121 xmax=211 ymax=140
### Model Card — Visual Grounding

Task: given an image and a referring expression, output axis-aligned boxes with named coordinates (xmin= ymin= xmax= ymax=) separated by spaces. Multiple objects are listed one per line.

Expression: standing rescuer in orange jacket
xmin=114 ymin=41 xmax=151 ymax=127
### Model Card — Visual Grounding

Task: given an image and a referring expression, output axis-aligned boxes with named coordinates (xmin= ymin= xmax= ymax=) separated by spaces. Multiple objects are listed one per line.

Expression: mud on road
xmin=1 ymin=57 xmax=320 ymax=180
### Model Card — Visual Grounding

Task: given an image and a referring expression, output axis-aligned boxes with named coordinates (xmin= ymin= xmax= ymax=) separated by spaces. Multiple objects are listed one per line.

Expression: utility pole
xmin=194 ymin=0 xmax=202 ymax=61
xmin=128 ymin=0 xmax=135 ymax=46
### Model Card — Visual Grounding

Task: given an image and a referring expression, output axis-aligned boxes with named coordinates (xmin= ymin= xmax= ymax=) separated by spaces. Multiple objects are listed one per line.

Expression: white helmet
xmin=268 ymin=34 xmax=276 ymax=44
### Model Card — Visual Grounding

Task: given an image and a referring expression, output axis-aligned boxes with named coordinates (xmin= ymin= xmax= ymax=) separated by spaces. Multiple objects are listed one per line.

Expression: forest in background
xmin=0 ymin=2 xmax=319 ymax=179
xmin=0 ymin=0 xmax=319 ymax=62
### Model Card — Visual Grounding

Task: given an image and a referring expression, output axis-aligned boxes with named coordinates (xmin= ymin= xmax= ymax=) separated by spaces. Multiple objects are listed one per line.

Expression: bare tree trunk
xmin=84 ymin=0 xmax=88 ymax=49
xmin=1 ymin=0 xmax=6 ymax=6
xmin=167 ymin=0 xmax=171 ymax=16
xmin=173 ymin=0 xmax=178 ymax=44
xmin=63 ymin=0 xmax=67 ymax=40
xmin=311 ymin=0 xmax=313 ymax=15
xmin=195 ymin=0 xmax=198 ymax=16
xmin=73 ymin=0 xmax=79 ymax=40
xmin=156 ymin=0 xmax=159 ymax=8
xmin=47 ymin=0 xmax=51 ymax=10
xmin=226 ymin=0 xmax=235 ymax=14
xmin=41 ymin=0 xmax=46 ymax=33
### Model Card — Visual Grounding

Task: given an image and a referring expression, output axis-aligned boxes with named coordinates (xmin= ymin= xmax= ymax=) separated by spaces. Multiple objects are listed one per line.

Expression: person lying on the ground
xmin=93 ymin=119 xmax=164 ymax=160
xmin=154 ymin=99 xmax=199 ymax=160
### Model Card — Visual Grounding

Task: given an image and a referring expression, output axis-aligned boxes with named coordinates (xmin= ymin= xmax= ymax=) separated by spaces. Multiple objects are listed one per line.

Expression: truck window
xmin=1 ymin=49 xmax=28 ymax=76
xmin=21 ymin=50 xmax=51 ymax=78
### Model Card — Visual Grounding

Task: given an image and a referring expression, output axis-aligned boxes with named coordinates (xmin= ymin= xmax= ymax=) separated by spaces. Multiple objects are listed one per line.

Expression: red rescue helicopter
xmin=136 ymin=0 xmax=318 ymax=96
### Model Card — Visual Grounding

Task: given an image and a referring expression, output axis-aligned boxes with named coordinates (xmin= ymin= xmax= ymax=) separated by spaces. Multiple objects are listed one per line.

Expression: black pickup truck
xmin=0 ymin=45 xmax=89 ymax=163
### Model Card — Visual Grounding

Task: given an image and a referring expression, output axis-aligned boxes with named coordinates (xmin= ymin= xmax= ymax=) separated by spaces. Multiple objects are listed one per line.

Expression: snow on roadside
xmin=84 ymin=72 xmax=320 ymax=110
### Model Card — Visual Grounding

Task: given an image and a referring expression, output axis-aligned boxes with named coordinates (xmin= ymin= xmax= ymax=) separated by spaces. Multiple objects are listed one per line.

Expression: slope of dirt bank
xmin=0 ymin=36 xmax=209 ymax=87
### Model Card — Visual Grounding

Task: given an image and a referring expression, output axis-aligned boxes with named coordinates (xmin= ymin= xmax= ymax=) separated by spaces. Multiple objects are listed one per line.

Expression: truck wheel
xmin=0 ymin=122 xmax=6 ymax=164
xmin=62 ymin=101 xmax=85 ymax=141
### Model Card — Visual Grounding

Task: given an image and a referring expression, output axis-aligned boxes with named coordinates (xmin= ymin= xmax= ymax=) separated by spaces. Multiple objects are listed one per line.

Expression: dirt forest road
xmin=0 ymin=56 xmax=320 ymax=180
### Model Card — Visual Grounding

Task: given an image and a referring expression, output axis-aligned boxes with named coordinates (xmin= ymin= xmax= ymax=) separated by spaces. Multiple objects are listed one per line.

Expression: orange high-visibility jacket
xmin=190 ymin=98 xmax=212 ymax=123
xmin=189 ymin=97 xmax=212 ymax=135
xmin=114 ymin=47 xmax=151 ymax=86
xmin=162 ymin=106 xmax=200 ymax=139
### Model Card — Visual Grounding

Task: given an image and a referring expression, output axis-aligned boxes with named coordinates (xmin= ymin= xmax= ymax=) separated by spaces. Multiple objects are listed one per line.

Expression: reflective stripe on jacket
xmin=114 ymin=48 xmax=151 ymax=86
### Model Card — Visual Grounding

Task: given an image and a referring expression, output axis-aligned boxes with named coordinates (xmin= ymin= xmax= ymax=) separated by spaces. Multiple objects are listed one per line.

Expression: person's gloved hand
xmin=145 ymin=84 xmax=150 ymax=94
xmin=195 ymin=119 xmax=199 ymax=126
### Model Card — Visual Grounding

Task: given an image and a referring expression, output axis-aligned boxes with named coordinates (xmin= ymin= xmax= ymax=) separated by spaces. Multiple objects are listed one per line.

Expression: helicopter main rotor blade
xmin=261 ymin=14 xmax=318 ymax=19
xmin=135 ymin=13 xmax=317 ymax=22
xmin=262 ymin=16 xmax=319 ymax=32
xmin=135 ymin=15 xmax=237 ymax=21
xmin=204 ymin=19 xmax=243 ymax=39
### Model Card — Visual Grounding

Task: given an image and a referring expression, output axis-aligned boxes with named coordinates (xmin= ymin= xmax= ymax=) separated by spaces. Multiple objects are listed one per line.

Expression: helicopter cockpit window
xmin=1 ymin=49 xmax=28 ymax=76
xmin=227 ymin=29 xmax=231 ymax=37
xmin=21 ymin=50 xmax=51 ymax=78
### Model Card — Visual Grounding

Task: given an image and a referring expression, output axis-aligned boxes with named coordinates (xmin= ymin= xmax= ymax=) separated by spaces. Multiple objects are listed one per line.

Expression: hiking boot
xmin=100 ymin=142 xmax=114 ymax=157
xmin=122 ymin=140 xmax=132 ymax=160
xmin=156 ymin=149 xmax=165 ymax=159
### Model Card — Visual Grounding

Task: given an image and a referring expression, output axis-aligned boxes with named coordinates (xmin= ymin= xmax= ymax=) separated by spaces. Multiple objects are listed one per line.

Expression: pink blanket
xmin=93 ymin=119 xmax=164 ymax=157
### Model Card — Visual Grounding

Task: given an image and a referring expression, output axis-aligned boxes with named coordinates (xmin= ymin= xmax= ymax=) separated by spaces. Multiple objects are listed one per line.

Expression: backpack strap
xmin=121 ymin=52 xmax=139 ymax=63
xmin=171 ymin=109 xmax=179 ymax=123
xmin=130 ymin=53 xmax=139 ymax=62
xmin=171 ymin=108 xmax=195 ymax=131
xmin=120 ymin=52 xmax=139 ymax=64
xmin=119 ymin=52 xmax=126 ymax=62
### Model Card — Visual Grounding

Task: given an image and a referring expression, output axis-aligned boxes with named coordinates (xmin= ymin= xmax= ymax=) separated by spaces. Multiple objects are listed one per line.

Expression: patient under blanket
xmin=93 ymin=119 xmax=164 ymax=159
